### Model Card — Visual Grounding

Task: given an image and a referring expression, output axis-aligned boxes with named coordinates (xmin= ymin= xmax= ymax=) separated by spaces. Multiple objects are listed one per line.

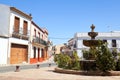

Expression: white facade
xmin=0 ymin=4 xmax=32 ymax=64
xmin=29 ymin=22 xmax=48 ymax=63
xmin=0 ymin=4 xmax=49 ymax=65
xmin=0 ymin=4 xmax=10 ymax=37
xmin=73 ymin=32 xmax=120 ymax=59
xmin=30 ymin=22 xmax=44 ymax=59
xmin=9 ymin=10 xmax=31 ymax=36
xmin=9 ymin=8 xmax=31 ymax=64
xmin=0 ymin=38 xmax=8 ymax=64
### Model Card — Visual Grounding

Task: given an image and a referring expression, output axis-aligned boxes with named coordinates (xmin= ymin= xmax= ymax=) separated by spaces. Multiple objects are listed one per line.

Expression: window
xmin=41 ymin=49 xmax=44 ymax=58
xmin=42 ymin=34 xmax=43 ymax=39
xmin=38 ymin=32 xmax=40 ymax=38
xmin=74 ymin=41 xmax=77 ymax=48
xmin=103 ymin=40 xmax=107 ymax=43
xmin=34 ymin=29 xmax=36 ymax=37
xmin=112 ymin=39 xmax=116 ymax=47
xmin=23 ymin=21 xmax=28 ymax=35
xmin=14 ymin=17 xmax=20 ymax=33
xmin=33 ymin=47 xmax=36 ymax=58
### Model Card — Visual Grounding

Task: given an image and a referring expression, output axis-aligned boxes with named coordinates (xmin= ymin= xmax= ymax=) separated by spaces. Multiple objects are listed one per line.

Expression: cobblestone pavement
xmin=0 ymin=66 xmax=120 ymax=80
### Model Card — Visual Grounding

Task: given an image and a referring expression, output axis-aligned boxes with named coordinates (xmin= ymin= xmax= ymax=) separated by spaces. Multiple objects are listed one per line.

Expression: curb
xmin=54 ymin=67 xmax=120 ymax=76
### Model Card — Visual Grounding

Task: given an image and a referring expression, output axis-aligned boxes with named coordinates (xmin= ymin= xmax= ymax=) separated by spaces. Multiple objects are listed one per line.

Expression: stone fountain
xmin=80 ymin=24 xmax=103 ymax=71
xmin=83 ymin=24 xmax=103 ymax=60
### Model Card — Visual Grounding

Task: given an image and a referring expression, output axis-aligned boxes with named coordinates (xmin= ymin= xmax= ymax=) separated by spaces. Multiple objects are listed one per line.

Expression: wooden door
xmin=10 ymin=44 xmax=28 ymax=64
xmin=14 ymin=17 xmax=20 ymax=33
xmin=23 ymin=21 xmax=28 ymax=35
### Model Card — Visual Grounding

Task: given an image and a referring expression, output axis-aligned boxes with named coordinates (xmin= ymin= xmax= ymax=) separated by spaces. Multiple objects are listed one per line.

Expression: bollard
xmin=37 ymin=64 xmax=40 ymax=69
xmin=15 ymin=65 xmax=20 ymax=72
xmin=49 ymin=63 xmax=51 ymax=67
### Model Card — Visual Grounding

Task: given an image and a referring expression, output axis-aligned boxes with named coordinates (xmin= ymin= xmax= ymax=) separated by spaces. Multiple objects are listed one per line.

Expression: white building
xmin=70 ymin=31 xmax=120 ymax=59
xmin=30 ymin=21 xmax=48 ymax=63
xmin=0 ymin=4 xmax=32 ymax=64
xmin=0 ymin=4 xmax=49 ymax=65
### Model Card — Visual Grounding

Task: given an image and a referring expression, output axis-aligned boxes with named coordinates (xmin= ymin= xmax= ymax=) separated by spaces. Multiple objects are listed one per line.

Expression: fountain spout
xmin=91 ymin=24 xmax=95 ymax=32
xmin=88 ymin=24 xmax=98 ymax=40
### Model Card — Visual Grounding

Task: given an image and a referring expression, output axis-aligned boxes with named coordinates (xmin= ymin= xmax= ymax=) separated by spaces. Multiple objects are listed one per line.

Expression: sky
xmin=0 ymin=0 xmax=120 ymax=45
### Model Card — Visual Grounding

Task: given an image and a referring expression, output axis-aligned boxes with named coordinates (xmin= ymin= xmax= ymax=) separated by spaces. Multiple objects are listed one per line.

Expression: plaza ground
xmin=0 ymin=66 xmax=120 ymax=80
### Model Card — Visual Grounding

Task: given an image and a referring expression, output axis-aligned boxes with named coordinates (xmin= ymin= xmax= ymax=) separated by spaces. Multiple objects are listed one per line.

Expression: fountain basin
xmin=83 ymin=40 xmax=103 ymax=47
xmin=88 ymin=32 xmax=98 ymax=39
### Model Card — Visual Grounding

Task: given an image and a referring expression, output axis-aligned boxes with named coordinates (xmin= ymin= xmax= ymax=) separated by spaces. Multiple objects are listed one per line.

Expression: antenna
xmin=107 ymin=26 xmax=111 ymax=32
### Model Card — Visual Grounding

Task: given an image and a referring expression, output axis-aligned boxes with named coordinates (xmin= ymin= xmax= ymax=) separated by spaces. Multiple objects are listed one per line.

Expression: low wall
xmin=54 ymin=67 xmax=120 ymax=76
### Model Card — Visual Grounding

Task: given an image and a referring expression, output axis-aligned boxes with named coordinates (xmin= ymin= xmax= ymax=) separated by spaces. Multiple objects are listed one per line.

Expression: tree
xmin=70 ymin=51 xmax=80 ymax=70
xmin=54 ymin=51 xmax=80 ymax=70
xmin=112 ymin=48 xmax=117 ymax=60
xmin=54 ymin=53 xmax=71 ymax=69
xmin=96 ymin=44 xmax=116 ymax=72
xmin=82 ymin=47 xmax=99 ymax=60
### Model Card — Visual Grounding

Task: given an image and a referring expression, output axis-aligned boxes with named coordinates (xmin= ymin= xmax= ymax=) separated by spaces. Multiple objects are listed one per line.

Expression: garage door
xmin=10 ymin=44 xmax=28 ymax=64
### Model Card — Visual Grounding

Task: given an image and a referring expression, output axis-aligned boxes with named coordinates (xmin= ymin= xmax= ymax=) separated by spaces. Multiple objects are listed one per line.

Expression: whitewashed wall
xmin=0 ymin=4 xmax=10 ymax=37
xmin=0 ymin=38 xmax=8 ymax=64
xmin=9 ymin=8 xmax=31 ymax=61
xmin=74 ymin=32 xmax=120 ymax=59
xmin=9 ymin=11 xmax=31 ymax=36
xmin=30 ymin=45 xmax=34 ymax=58
xmin=30 ymin=46 xmax=42 ymax=58
xmin=9 ymin=38 xmax=28 ymax=45
xmin=30 ymin=24 xmax=42 ymax=58
xmin=76 ymin=50 xmax=83 ymax=59
xmin=31 ymin=24 xmax=44 ymax=41
xmin=30 ymin=23 xmax=47 ymax=59
xmin=117 ymin=40 xmax=120 ymax=48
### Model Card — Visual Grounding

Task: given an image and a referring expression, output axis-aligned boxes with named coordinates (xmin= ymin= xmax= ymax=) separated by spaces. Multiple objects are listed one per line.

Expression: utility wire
xmin=48 ymin=37 xmax=71 ymax=40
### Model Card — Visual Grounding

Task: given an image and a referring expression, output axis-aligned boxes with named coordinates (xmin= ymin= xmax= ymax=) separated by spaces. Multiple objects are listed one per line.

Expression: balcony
xmin=32 ymin=37 xmax=47 ymax=46
xmin=12 ymin=27 xmax=29 ymax=40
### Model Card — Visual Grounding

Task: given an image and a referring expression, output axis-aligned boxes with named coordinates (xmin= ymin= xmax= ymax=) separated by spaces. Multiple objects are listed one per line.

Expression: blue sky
xmin=0 ymin=0 xmax=120 ymax=45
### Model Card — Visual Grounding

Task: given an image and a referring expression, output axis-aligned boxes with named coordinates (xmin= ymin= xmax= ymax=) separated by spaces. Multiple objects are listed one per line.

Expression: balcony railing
xmin=32 ymin=37 xmax=47 ymax=46
xmin=12 ymin=27 xmax=29 ymax=40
